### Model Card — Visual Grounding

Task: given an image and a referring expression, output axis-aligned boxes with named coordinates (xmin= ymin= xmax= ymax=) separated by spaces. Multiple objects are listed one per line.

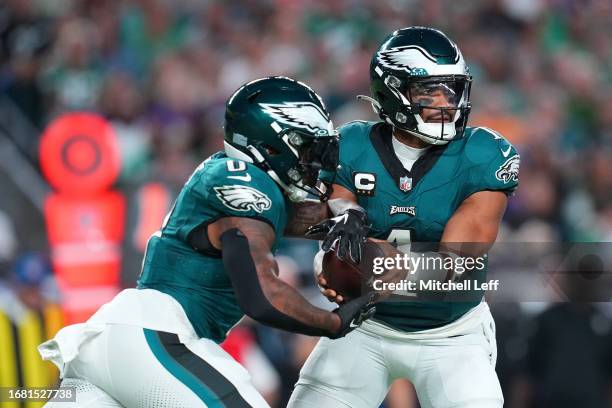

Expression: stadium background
xmin=0 ymin=0 xmax=611 ymax=407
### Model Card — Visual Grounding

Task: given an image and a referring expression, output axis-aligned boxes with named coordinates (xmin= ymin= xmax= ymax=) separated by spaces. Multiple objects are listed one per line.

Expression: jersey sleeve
xmin=332 ymin=126 xmax=355 ymax=192
xmin=320 ymin=121 xmax=372 ymax=193
xmin=200 ymin=159 xmax=287 ymax=234
xmin=463 ymin=127 xmax=520 ymax=197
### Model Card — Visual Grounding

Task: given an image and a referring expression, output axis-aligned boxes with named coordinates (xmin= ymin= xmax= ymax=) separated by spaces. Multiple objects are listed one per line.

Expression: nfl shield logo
xmin=399 ymin=176 xmax=412 ymax=192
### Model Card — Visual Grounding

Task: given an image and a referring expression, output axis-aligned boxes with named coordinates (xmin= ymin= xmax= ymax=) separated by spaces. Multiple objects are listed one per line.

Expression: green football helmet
xmin=224 ymin=76 xmax=339 ymax=202
xmin=365 ymin=27 xmax=472 ymax=145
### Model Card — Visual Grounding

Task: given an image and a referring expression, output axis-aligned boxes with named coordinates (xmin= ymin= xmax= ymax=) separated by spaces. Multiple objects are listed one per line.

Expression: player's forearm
xmin=284 ymin=201 xmax=330 ymax=237
xmin=257 ymin=272 xmax=340 ymax=333
xmin=327 ymin=197 xmax=364 ymax=216
xmin=439 ymin=209 xmax=496 ymax=257
xmin=249 ymin=240 xmax=339 ymax=332
xmin=221 ymin=227 xmax=339 ymax=336
xmin=283 ymin=185 xmax=363 ymax=237
xmin=440 ymin=190 xmax=507 ymax=256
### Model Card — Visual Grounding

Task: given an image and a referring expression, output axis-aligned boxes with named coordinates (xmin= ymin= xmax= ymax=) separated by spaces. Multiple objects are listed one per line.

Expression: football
xmin=321 ymin=249 xmax=366 ymax=300
xmin=321 ymin=240 xmax=399 ymax=301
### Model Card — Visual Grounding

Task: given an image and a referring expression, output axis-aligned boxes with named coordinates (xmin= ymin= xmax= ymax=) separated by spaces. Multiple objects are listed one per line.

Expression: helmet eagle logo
xmin=259 ymin=102 xmax=332 ymax=134
xmin=377 ymin=45 xmax=459 ymax=73
xmin=214 ymin=185 xmax=272 ymax=213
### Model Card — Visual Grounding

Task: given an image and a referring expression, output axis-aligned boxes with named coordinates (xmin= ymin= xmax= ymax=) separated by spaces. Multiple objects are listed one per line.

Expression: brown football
xmin=321 ymin=240 xmax=400 ymax=301
xmin=321 ymin=249 xmax=365 ymax=300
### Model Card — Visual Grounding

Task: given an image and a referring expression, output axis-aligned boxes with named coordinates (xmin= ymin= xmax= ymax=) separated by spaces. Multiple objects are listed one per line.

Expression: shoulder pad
xmin=337 ymin=120 xmax=378 ymax=140
xmin=198 ymin=157 xmax=278 ymax=195
xmin=462 ymin=127 xmax=520 ymax=193
xmin=463 ymin=127 xmax=518 ymax=166
xmin=204 ymin=157 xmax=263 ymax=179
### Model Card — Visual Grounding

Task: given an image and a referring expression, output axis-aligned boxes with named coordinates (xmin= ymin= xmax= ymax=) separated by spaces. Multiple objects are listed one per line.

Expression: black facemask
xmin=284 ymin=131 xmax=339 ymax=199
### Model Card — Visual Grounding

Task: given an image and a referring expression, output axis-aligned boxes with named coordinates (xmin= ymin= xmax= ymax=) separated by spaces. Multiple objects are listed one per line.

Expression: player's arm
xmin=207 ymin=216 xmax=374 ymax=338
xmin=411 ymin=190 xmax=509 ymax=283
xmin=284 ymin=201 xmax=330 ymax=237
xmin=440 ymin=190 xmax=508 ymax=255
xmin=377 ymin=190 xmax=507 ymax=287
xmin=305 ymin=184 xmax=369 ymax=263
xmin=284 ymin=185 xmax=364 ymax=239
xmin=313 ymin=184 xmax=367 ymax=303
xmin=322 ymin=185 xmax=508 ymax=247
xmin=320 ymin=189 xmax=508 ymax=302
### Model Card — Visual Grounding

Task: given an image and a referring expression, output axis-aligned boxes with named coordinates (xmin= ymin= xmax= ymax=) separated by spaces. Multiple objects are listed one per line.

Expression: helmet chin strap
xmin=224 ymin=141 xmax=255 ymax=162
xmin=265 ymin=169 xmax=310 ymax=202
xmin=407 ymin=129 xmax=450 ymax=145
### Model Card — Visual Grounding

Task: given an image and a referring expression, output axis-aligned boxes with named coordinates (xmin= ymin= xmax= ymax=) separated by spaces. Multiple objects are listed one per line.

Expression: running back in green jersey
xmin=322 ymin=121 xmax=519 ymax=331
xmin=137 ymin=152 xmax=287 ymax=343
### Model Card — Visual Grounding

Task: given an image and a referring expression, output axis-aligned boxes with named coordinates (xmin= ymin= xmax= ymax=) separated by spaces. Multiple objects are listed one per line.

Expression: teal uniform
xmin=137 ymin=152 xmax=287 ymax=343
xmin=323 ymin=121 xmax=519 ymax=332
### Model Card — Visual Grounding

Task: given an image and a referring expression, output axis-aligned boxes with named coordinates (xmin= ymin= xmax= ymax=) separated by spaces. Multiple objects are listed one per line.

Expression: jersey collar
xmin=370 ymin=123 xmax=447 ymax=193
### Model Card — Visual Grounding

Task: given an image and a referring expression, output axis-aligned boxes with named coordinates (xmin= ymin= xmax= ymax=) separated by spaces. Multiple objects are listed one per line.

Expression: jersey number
xmin=226 ymin=160 xmax=246 ymax=172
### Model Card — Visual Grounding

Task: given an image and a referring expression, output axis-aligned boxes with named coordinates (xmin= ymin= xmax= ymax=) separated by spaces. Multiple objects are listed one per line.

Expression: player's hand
xmin=306 ymin=209 xmax=369 ymax=263
xmin=317 ymin=275 xmax=345 ymax=304
xmin=329 ymin=293 xmax=376 ymax=339
xmin=313 ymin=249 xmax=345 ymax=303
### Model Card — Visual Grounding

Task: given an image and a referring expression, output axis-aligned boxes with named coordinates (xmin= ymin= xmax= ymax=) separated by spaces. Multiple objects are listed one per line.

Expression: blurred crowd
xmin=1 ymin=0 xmax=612 ymax=407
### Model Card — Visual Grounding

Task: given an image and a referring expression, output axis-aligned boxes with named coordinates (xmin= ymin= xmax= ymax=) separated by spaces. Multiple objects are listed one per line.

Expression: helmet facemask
xmin=384 ymin=74 xmax=472 ymax=145
xmin=271 ymin=129 xmax=339 ymax=202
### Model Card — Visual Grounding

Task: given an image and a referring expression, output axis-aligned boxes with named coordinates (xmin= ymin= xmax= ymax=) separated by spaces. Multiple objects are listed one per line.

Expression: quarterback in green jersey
xmin=39 ymin=77 xmax=376 ymax=408
xmin=289 ymin=28 xmax=519 ymax=408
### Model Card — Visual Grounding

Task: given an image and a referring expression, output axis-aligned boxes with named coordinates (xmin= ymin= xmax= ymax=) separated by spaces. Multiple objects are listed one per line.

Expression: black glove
xmin=329 ymin=293 xmax=376 ymax=339
xmin=306 ymin=209 xmax=369 ymax=263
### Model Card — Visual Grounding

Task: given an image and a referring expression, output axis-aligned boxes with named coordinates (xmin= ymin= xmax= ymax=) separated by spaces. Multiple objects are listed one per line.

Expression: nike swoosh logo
xmin=339 ymin=213 xmax=349 ymax=224
xmin=228 ymin=174 xmax=251 ymax=182
xmin=350 ymin=321 xmax=360 ymax=328
xmin=501 ymin=146 xmax=512 ymax=158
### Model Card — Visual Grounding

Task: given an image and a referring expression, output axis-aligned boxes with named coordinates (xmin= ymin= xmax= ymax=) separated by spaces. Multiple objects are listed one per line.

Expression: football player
xmin=288 ymin=27 xmax=520 ymax=408
xmin=39 ymin=76 xmax=376 ymax=407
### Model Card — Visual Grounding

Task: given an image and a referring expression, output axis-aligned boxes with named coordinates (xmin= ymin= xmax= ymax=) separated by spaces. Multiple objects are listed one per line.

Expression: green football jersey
xmin=323 ymin=121 xmax=519 ymax=332
xmin=137 ymin=152 xmax=287 ymax=343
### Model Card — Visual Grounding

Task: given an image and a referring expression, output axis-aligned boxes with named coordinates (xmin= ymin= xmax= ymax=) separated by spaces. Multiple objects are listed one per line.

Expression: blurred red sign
xmin=39 ymin=113 xmax=120 ymax=196
xmin=45 ymin=191 xmax=125 ymax=289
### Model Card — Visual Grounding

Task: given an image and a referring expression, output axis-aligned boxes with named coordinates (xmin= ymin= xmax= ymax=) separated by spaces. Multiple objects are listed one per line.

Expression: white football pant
xmin=42 ymin=323 xmax=269 ymax=407
xmin=288 ymin=303 xmax=503 ymax=408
